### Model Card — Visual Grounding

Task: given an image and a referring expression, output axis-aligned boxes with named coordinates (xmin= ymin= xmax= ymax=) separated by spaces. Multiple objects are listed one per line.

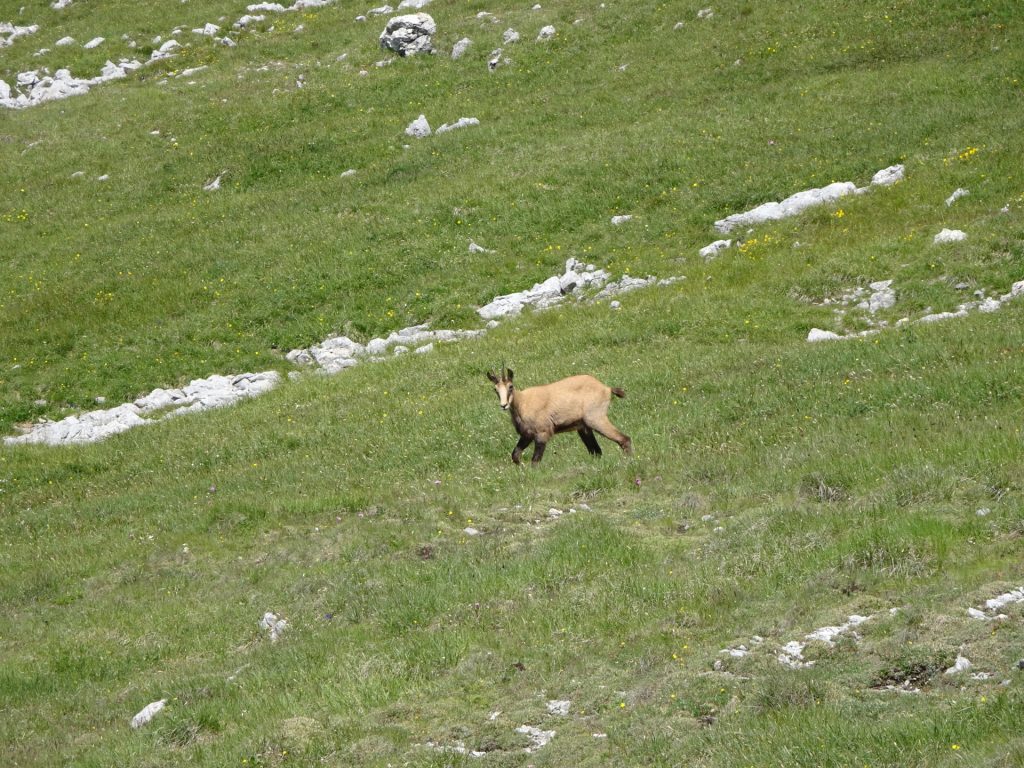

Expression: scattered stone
xmin=933 ymin=228 xmax=967 ymax=244
xmin=463 ymin=526 xmax=480 ymax=536
xmin=130 ymin=699 xmax=167 ymax=729
xmin=488 ymin=48 xmax=507 ymax=71
xmin=503 ymin=28 xmax=520 ymax=44
xmin=976 ymin=507 xmax=991 ymax=517
xmin=203 ymin=172 xmax=224 ymax=191
xmin=982 ymin=586 xmax=1024 ymax=612
xmin=398 ymin=0 xmax=431 ymax=7
xmin=859 ymin=280 xmax=895 ymax=313
xmin=944 ymin=654 xmax=972 ymax=675
xmin=778 ymin=640 xmax=812 ymax=669
xmin=1 ymin=59 xmax=144 ymax=110
xmin=871 ymin=164 xmax=904 ymax=186
xmin=517 ymin=725 xmax=555 ymax=753
xmin=674 ymin=21 xmax=685 ymax=30
xmin=234 ymin=14 xmax=266 ymax=27
xmin=340 ymin=168 xmax=357 ymax=178
xmin=594 ymin=274 xmax=683 ymax=300
xmin=380 ymin=13 xmax=435 ymax=56
xmin=248 ymin=0 xmax=336 ymax=10
xmin=536 ymin=25 xmax=555 ymax=41
xmin=469 ymin=240 xmax=494 ymax=254
xmin=193 ymin=23 xmax=220 ymax=36
xmin=405 ymin=114 xmax=431 ymax=138
xmin=779 ymin=614 xmax=871 ymax=669
xmin=52 ymin=0 xmax=74 ymax=8
xmin=945 ymin=188 xmax=969 ymax=206
xmin=260 ymin=611 xmax=288 ymax=642
xmin=414 ymin=343 xmax=433 ymax=354
xmin=55 ymin=36 xmax=75 ymax=46
xmin=610 ymin=214 xmax=633 ymax=225
xmin=150 ymin=39 xmax=181 ymax=61
xmin=435 ymin=116 xmax=480 ymax=134
xmin=609 ymin=299 xmax=621 ymax=309
xmin=0 ymin=22 xmax=40 ymax=49
xmin=83 ymin=37 xmax=105 ymax=49
xmin=697 ymin=8 xmax=714 ymax=19
xmin=477 ymin=257 xmax=612 ymax=319
xmin=451 ymin=37 xmax=471 ymax=59
xmin=546 ymin=700 xmax=571 ymax=716
xmin=699 ymin=239 xmax=731 ymax=260
xmin=720 ymin=645 xmax=749 ymax=658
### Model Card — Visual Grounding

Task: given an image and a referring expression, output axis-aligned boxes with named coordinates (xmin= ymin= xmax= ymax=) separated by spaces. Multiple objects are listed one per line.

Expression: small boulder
xmin=451 ymin=37 xmax=471 ymax=59
xmin=380 ymin=13 xmax=435 ymax=56
xmin=405 ymin=114 xmax=431 ymax=138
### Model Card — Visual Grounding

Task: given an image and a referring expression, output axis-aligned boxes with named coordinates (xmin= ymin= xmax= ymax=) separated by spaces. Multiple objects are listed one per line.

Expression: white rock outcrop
xmin=1 ymin=60 xmax=144 ymax=109
xmin=5 ymin=372 xmax=280 ymax=446
xmin=435 ymin=116 xmax=479 ymax=134
xmin=715 ymin=181 xmax=857 ymax=234
xmin=713 ymin=164 xmax=905 ymax=234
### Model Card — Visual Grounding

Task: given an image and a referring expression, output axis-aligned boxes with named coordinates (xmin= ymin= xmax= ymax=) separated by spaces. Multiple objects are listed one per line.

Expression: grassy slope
xmin=2 ymin=0 xmax=1024 ymax=766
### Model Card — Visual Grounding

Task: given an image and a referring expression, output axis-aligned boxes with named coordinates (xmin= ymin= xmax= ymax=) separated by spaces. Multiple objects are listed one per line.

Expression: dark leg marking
xmin=512 ymin=435 xmax=532 ymax=465
xmin=531 ymin=440 xmax=547 ymax=464
xmin=578 ymin=427 xmax=602 ymax=456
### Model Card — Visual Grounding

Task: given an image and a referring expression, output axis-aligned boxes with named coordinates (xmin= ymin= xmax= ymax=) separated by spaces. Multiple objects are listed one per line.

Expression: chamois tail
xmin=611 ymin=387 xmax=626 ymax=399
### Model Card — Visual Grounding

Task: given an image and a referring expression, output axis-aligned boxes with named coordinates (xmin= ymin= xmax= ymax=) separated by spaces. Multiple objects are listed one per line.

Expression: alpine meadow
xmin=2 ymin=1 xmax=1024 ymax=766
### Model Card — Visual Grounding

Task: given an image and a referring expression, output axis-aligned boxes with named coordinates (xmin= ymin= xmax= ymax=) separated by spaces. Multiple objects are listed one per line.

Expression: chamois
xmin=486 ymin=368 xmax=632 ymax=465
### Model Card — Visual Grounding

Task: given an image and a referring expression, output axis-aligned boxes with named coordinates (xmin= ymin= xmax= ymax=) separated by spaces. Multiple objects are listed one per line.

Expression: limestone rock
xmin=715 ymin=181 xmax=856 ymax=234
xmin=435 ymin=116 xmax=479 ymax=134
xmin=451 ymin=37 xmax=471 ymax=59
xmin=933 ymin=228 xmax=966 ymax=244
xmin=380 ymin=13 xmax=435 ymax=56
xmin=871 ymin=164 xmax=904 ymax=186
xmin=405 ymin=114 xmax=431 ymax=137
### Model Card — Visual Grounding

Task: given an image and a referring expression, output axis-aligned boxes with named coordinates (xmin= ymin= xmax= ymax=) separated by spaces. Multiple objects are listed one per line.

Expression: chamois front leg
xmin=511 ymin=435 xmax=532 ymax=465
xmin=531 ymin=438 xmax=548 ymax=464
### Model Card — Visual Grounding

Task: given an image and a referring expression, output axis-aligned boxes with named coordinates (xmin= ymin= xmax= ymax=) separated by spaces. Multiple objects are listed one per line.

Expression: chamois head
xmin=486 ymin=368 xmax=514 ymax=410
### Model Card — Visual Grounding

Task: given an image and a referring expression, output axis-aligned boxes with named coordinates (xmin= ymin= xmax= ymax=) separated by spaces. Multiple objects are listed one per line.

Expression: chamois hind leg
xmin=578 ymin=427 xmax=602 ymax=456
xmin=511 ymin=435 xmax=532 ymax=465
xmin=587 ymin=415 xmax=632 ymax=455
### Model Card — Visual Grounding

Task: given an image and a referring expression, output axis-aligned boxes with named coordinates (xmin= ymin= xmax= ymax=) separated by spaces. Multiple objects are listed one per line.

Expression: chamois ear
xmin=506 ymin=368 xmax=513 ymax=382
xmin=486 ymin=370 xmax=499 ymax=383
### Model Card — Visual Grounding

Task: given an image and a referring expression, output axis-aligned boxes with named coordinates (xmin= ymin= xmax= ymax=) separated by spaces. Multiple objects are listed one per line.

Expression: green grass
xmin=2 ymin=0 xmax=1024 ymax=765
